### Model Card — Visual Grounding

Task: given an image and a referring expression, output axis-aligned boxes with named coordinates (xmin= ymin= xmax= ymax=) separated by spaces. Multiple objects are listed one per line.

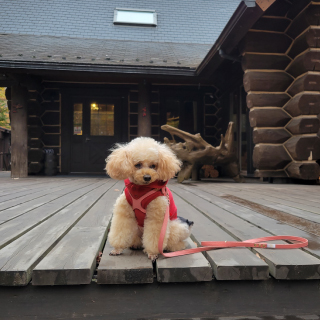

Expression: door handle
xmin=86 ymin=136 xmax=91 ymax=142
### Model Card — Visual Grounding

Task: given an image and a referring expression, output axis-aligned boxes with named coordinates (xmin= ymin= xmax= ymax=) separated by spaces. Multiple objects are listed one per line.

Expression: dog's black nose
xmin=143 ymin=175 xmax=151 ymax=182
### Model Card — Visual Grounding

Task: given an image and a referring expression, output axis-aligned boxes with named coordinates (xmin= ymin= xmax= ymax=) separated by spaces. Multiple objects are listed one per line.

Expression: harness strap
xmin=127 ymin=189 xmax=158 ymax=214
xmin=158 ymin=205 xmax=308 ymax=258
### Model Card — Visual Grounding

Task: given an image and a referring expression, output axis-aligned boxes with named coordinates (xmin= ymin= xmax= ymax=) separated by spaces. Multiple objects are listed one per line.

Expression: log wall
xmin=241 ymin=0 xmax=320 ymax=180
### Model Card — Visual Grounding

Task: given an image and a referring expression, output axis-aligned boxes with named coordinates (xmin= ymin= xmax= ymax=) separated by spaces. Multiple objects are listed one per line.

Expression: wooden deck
xmin=0 ymin=174 xmax=319 ymax=287
xmin=0 ymin=174 xmax=320 ymax=319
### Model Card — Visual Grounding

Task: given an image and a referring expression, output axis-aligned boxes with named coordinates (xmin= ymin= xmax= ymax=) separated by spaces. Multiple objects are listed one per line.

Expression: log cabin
xmin=0 ymin=0 xmax=319 ymax=181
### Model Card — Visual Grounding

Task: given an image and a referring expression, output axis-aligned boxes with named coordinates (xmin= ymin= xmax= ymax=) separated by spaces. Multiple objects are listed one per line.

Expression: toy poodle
xmin=105 ymin=137 xmax=194 ymax=261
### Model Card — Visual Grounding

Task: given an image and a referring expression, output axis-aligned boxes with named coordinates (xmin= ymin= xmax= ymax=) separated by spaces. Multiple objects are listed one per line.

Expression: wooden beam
xmin=251 ymin=16 xmax=290 ymax=32
xmin=137 ymin=81 xmax=151 ymax=137
xmin=239 ymin=31 xmax=292 ymax=54
xmin=286 ymin=49 xmax=320 ymax=77
xmin=286 ymin=162 xmax=320 ymax=180
xmin=243 ymin=71 xmax=293 ymax=92
xmin=288 ymin=26 xmax=320 ymax=59
xmin=285 ymin=135 xmax=320 ymax=161
xmin=253 ymin=128 xmax=291 ymax=144
xmin=242 ymin=53 xmax=291 ymax=71
xmin=246 ymin=92 xmax=290 ymax=108
xmin=286 ymin=117 xmax=320 ymax=134
xmin=286 ymin=3 xmax=320 ymax=39
xmin=283 ymin=92 xmax=320 ymax=117
xmin=253 ymin=144 xmax=291 ymax=170
xmin=287 ymin=72 xmax=320 ymax=96
xmin=10 ymin=85 xmax=28 ymax=178
xmin=249 ymin=108 xmax=291 ymax=127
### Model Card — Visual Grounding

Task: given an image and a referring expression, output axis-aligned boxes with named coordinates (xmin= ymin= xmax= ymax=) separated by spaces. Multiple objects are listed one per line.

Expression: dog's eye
xmin=150 ymin=164 xmax=156 ymax=169
xmin=135 ymin=163 xmax=142 ymax=169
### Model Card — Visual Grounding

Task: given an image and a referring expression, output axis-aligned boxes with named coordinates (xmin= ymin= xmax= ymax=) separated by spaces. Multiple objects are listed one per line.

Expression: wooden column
xmin=11 ymin=85 xmax=28 ymax=178
xmin=240 ymin=0 xmax=320 ymax=180
xmin=138 ymin=81 xmax=151 ymax=137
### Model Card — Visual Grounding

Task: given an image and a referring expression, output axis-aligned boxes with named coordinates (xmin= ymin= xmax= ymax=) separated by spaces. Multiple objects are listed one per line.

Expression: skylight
xmin=114 ymin=8 xmax=157 ymax=27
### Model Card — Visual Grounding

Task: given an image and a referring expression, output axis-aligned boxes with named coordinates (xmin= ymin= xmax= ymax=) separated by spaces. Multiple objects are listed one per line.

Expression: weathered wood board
xmin=0 ymin=180 xmax=107 ymax=249
xmin=32 ymin=226 xmax=106 ymax=285
xmin=0 ymin=179 xmax=92 ymax=223
xmin=32 ymin=181 xmax=123 ymax=285
xmin=156 ymin=237 xmax=212 ymax=282
xmin=0 ymin=179 xmax=78 ymax=210
xmin=0 ymin=182 xmax=113 ymax=286
xmin=172 ymin=185 xmax=320 ymax=280
xmin=171 ymin=191 xmax=269 ymax=280
xmin=97 ymin=241 xmax=154 ymax=284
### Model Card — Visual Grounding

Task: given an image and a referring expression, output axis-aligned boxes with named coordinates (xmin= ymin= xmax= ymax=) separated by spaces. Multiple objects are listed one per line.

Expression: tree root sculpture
xmin=161 ymin=122 xmax=243 ymax=183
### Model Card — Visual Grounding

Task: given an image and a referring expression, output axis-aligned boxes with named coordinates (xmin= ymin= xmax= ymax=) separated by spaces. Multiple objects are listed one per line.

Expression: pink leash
xmin=158 ymin=205 xmax=308 ymax=258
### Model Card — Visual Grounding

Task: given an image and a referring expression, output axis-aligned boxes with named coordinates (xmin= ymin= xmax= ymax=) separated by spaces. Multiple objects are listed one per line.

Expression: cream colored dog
xmin=105 ymin=137 xmax=193 ymax=261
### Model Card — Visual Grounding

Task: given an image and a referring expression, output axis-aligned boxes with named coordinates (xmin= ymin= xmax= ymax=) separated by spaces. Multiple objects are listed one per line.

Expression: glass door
xmin=71 ymin=97 xmax=120 ymax=172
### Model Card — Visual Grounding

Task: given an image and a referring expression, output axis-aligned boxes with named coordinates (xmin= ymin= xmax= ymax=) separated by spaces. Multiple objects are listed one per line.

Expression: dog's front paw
xmin=147 ymin=253 xmax=158 ymax=262
xmin=109 ymin=249 xmax=123 ymax=256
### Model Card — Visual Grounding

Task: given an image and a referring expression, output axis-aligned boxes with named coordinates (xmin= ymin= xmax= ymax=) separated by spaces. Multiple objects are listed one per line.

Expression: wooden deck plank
xmin=171 ymin=193 xmax=269 ymax=280
xmin=181 ymin=183 xmax=320 ymax=260
xmin=0 ymin=179 xmax=67 ymax=196
xmin=97 ymin=242 xmax=154 ymax=284
xmin=224 ymin=183 xmax=320 ymax=206
xmin=0 ymin=180 xmax=110 ymax=250
xmin=0 ymin=179 xmax=79 ymax=209
xmin=0 ymin=179 xmax=101 ymax=224
xmin=0 ymin=182 xmax=114 ymax=286
xmin=156 ymin=237 xmax=212 ymax=282
xmin=32 ymin=181 xmax=123 ymax=285
xmin=77 ymin=181 xmax=124 ymax=228
xmin=212 ymin=184 xmax=320 ymax=215
xmin=32 ymin=226 xmax=106 ymax=285
xmin=197 ymin=183 xmax=320 ymax=224
xmin=0 ymin=179 xmax=75 ymax=202
xmin=171 ymin=184 xmax=320 ymax=280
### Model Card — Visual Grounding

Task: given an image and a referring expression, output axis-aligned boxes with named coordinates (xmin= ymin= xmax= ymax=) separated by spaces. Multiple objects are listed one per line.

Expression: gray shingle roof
xmin=0 ymin=0 xmax=241 ymax=44
xmin=0 ymin=34 xmax=211 ymax=71
xmin=0 ymin=0 xmax=241 ymax=71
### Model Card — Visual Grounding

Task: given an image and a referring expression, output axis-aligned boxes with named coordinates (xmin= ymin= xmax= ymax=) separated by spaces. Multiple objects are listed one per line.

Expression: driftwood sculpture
xmin=161 ymin=122 xmax=242 ymax=183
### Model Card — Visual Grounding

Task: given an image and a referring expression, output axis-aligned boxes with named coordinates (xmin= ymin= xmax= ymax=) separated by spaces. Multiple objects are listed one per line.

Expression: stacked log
xmin=241 ymin=0 xmax=320 ymax=180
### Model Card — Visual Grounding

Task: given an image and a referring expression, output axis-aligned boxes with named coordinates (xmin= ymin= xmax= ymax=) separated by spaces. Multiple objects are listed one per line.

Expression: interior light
xmin=91 ymin=103 xmax=99 ymax=110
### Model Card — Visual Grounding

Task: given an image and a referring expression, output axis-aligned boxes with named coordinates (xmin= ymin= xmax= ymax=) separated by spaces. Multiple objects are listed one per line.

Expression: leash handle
xmin=158 ymin=206 xmax=308 ymax=258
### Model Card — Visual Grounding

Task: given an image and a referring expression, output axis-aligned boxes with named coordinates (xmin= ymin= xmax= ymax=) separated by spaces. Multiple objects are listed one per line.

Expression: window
xmin=114 ymin=8 xmax=157 ymax=26
xmin=73 ymin=103 xmax=83 ymax=135
xmin=90 ymin=103 xmax=114 ymax=136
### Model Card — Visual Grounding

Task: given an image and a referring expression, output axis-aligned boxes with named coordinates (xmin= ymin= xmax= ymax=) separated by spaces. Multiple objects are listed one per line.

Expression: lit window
xmin=114 ymin=8 xmax=157 ymax=26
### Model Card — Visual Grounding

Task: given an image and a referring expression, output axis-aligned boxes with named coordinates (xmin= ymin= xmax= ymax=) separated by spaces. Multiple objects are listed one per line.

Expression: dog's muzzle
xmin=143 ymin=175 xmax=151 ymax=182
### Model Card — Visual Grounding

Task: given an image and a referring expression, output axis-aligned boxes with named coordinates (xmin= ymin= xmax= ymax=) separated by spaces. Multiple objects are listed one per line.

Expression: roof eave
xmin=0 ymin=60 xmax=197 ymax=77
xmin=196 ymin=0 xmax=264 ymax=78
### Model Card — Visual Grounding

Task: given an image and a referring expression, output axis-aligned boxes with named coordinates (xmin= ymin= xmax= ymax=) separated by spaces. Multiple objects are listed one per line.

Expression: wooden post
xmin=138 ymin=80 xmax=151 ymax=137
xmin=11 ymin=85 xmax=28 ymax=178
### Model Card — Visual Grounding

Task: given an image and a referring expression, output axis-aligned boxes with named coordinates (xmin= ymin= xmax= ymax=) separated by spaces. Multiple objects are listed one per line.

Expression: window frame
xmin=113 ymin=8 xmax=157 ymax=27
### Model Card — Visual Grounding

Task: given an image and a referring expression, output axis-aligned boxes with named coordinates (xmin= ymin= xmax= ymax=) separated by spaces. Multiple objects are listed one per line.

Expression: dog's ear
xmin=105 ymin=144 xmax=133 ymax=180
xmin=157 ymin=144 xmax=182 ymax=181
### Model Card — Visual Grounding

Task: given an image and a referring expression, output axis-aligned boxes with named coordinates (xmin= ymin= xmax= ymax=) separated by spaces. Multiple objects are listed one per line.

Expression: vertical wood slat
xmin=11 ymin=85 xmax=28 ymax=178
xmin=128 ymin=89 xmax=138 ymax=141
xmin=138 ymin=81 xmax=151 ymax=137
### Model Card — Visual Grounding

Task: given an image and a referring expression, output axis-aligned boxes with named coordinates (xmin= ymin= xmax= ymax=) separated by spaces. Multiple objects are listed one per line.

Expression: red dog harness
xmin=124 ymin=179 xmax=177 ymax=228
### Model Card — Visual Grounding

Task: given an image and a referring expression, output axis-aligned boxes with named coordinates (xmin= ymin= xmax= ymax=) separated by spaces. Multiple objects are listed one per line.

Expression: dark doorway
xmin=70 ymin=97 xmax=122 ymax=173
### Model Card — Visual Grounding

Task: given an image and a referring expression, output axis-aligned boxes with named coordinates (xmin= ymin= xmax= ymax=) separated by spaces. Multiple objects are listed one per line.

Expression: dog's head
xmin=105 ymin=137 xmax=181 ymax=185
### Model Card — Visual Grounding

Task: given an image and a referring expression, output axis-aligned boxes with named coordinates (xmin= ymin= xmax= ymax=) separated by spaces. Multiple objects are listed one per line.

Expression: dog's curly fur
xmin=105 ymin=137 xmax=192 ymax=261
